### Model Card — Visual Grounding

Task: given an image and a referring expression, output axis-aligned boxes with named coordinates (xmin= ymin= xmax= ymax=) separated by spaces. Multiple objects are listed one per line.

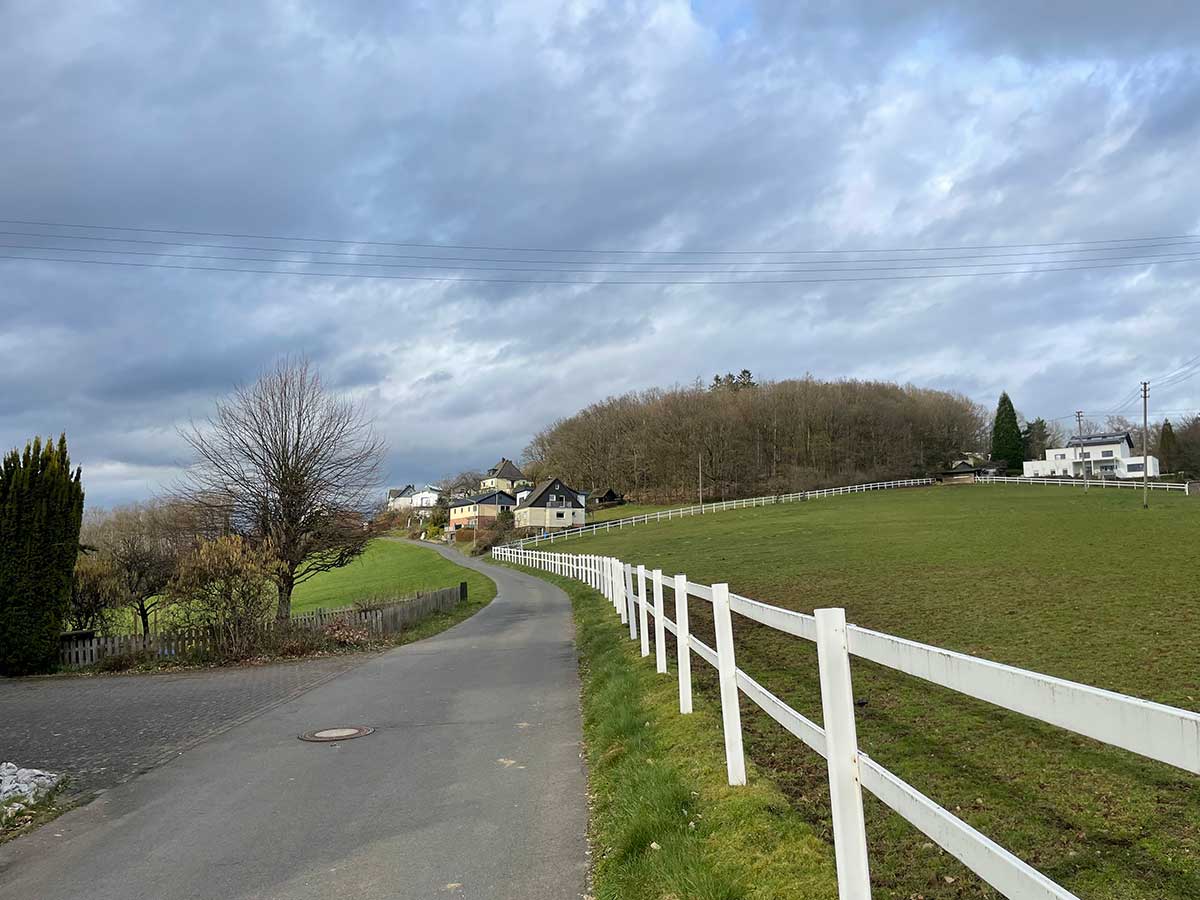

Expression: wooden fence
xmin=495 ymin=546 xmax=1200 ymax=900
xmin=58 ymin=583 xmax=467 ymax=670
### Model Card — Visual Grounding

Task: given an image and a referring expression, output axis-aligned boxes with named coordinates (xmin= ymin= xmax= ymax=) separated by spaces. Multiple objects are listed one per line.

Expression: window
xmin=1054 ymin=453 xmax=1066 ymax=460
xmin=1127 ymin=463 xmax=1144 ymax=472
xmin=1082 ymin=452 xmax=1091 ymax=459
xmin=1102 ymin=450 xmax=1114 ymax=458
xmin=556 ymin=511 xmax=565 ymax=519
xmin=549 ymin=494 xmax=556 ymax=501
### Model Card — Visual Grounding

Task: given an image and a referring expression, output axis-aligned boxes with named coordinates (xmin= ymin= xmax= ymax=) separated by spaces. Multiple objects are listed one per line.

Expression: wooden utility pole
xmin=1142 ymin=381 xmax=1150 ymax=509
xmin=1075 ymin=410 xmax=1088 ymax=493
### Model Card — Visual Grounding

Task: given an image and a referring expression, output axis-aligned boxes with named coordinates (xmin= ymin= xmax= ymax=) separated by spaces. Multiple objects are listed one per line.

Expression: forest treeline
xmin=522 ymin=376 xmax=987 ymax=502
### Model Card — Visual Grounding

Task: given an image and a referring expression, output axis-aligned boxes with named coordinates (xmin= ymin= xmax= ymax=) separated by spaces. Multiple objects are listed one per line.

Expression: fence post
xmin=711 ymin=583 xmax=747 ymax=786
xmin=624 ymin=564 xmax=637 ymax=638
xmin=615 ymin=559 xmax=626 ymax=622
xmin=674 ymin=574 xmax=692 ymax=713
xmin=637 ymin=564 xmax=650 ymax=658
xmin=814 ymin=607 xmax=872 ymax=897
xmin=652 ymin=569 xmax=667 ymax=674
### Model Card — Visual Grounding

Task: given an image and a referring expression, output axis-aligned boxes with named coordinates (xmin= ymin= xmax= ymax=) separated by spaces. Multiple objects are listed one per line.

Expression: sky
xmin=2 ymin=0 xmax=1199 ymax=506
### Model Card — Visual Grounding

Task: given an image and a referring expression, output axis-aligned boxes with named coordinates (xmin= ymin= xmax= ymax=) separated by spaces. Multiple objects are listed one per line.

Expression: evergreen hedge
xmin=0 ymin=435 xmax=84 ymax=675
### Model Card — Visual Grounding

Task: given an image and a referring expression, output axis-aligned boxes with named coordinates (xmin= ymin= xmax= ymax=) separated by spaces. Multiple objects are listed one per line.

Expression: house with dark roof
xmin=386 ymin=484 xmax=416 ymax=511
xmin=448 ymin=490 xmax=516 ymax=531
xmin=514 ymin=478 xmax=586 ymax=530
xmin=1023 ymin=431 xmax=1159 ymax=479
xmin=481 ymin=458 xmax=531 ymax=494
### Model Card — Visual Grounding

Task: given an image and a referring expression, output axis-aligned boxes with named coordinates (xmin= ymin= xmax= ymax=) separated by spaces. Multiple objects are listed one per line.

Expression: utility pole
xmin=1142 ymin=381 xmax=1150 ymax=509
xmin=1075 ymin=410 xmax=1088 ymax=493
xmin=698 ymin=451 xmax=704 ymax=508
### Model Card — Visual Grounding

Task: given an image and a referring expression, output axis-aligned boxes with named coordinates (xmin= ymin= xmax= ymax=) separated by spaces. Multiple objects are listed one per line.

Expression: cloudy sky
xmin=2 ymin=0 xmax=1199 ymax=506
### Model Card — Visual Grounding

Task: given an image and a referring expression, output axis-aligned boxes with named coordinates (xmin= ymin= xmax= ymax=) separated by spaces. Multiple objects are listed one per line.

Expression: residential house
xmin=409 ymin=484 xmax=442 ymax=518
xmin=448 ymin=490 xmax=517 ymax=531
xmin=514 ymin=478 xmax=587 ymax=530
xmin=1022 ymin=431 xmax=1160 ymax=479
xmin=386 ymin=485 xmax=416 ymax=511
xmin=588 ymin=487 xmax=625 ymax=507
xmin=480 ymin=458 xmax=532 ymax=494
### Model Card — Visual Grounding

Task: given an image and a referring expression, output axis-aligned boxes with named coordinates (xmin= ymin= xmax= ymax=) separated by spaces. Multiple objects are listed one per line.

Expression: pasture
xmin=549 ymin=484 xmax=1200 ymax=899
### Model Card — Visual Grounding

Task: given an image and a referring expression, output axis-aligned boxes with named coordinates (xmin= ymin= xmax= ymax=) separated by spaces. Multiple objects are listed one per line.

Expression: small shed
xmin=940 ymin=461 xmax=981 ymax=484
xmin=588 ymin=488 xmax=625 ymax=507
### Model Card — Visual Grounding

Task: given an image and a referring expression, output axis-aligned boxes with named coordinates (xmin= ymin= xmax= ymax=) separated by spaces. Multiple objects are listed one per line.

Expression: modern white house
xmin=514 ymin=478 xmax=587 ymax=530
xmin=1022 ymin=431 xmax=1160 ymax=480
xmin=410 ymin=485 xmax=441 ymax=509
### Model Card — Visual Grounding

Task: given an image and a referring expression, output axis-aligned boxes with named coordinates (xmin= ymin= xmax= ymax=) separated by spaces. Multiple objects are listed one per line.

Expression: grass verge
xmin=1 ymin=780 xmax=74 ymax=845
xmin=504 ymin=561 xmax=838 ymax=900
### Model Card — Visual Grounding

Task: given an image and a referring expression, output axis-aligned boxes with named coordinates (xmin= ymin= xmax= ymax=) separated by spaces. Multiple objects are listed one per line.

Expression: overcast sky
xmin=2 ymin=1 xmax=1199 ymax=506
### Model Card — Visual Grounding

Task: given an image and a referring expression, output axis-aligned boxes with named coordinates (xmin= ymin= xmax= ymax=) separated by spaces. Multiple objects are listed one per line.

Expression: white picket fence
xmin=492 ymin=545 xmax=1200 ymax=900
xmin=503 ymin=478 xmax=934 ymax=549
xmin=978 ymin=475 xmax=1190 ymax=493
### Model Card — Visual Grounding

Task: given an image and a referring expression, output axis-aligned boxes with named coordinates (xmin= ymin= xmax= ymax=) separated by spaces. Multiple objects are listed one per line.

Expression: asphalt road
xmin=0 ymin=548 xmax=589 ymax=900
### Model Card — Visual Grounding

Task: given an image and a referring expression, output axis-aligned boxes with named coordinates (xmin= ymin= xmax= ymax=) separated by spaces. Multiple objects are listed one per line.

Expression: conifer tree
xmin=990 ymin=392 xmax=1024 ymax=472
xmin=0 ymin=435 xmax=84 ymax=675
xmin=1158 ymin=419 xmax=1178 ymax=473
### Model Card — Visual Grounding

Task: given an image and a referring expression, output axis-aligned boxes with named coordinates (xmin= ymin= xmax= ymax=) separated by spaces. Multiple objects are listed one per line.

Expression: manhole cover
xmin=299 ymin=726 xmax=374 ymax=742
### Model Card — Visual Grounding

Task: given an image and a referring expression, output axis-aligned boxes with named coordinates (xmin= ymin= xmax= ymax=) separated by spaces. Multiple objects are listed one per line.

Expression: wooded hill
xmin=522 ymin=377 xmax=986 ymax=502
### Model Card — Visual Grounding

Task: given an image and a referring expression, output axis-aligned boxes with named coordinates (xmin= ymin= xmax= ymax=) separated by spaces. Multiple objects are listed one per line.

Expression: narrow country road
xmin=0 ymin=548 xmax=589 ymax=900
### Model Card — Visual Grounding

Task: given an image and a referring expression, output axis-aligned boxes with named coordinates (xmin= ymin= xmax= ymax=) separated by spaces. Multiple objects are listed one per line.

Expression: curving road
xmin=0 ymin=547 xmax=588 ymax=900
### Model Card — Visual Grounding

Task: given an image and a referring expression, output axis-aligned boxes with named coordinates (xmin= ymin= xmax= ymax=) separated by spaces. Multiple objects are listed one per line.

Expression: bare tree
xmin=180 ymin=358 xmax=385 ymax=620
xmin=91 ymin=502 xmax=193 ymax=635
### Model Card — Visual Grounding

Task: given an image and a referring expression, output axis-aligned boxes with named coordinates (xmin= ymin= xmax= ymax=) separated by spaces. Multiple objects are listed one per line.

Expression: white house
xmin=410 ymin=485 xmax=441 ymax=509
xmin=1022 ymin=431 xmax=1160 ymax=480
xmin=386 ymin=485 xmax=416 ymax=511
xmin=514 ymin=478 xmax=587 ymax=530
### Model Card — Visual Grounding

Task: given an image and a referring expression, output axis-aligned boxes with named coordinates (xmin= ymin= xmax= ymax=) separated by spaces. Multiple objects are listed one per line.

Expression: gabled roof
xmin=486 ymin=458 xmax=526 ymax=481
xmin=516 ymin=477 xmax=582 ymax=510
xmin=1066 ymin=431 xmax=1134 ymax=449
xmin=387 ymin=484 xmax=415 ymax=499
xmin=451 ymin=490 xmax=516 ymax=509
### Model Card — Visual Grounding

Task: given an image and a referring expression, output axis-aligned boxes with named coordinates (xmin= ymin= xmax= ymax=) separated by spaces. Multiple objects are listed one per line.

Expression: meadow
xmin=549 ymin=484 xmax=1200 ymax=899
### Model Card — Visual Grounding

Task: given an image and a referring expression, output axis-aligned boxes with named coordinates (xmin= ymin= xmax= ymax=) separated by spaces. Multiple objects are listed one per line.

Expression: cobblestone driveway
xmin=0 ymin=655 xmax=370 ymax=796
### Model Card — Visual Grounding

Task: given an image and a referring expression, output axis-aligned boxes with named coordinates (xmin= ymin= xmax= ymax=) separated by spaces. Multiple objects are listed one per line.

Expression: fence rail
xmin=502 ymin=478 xmax=934 ymax=549
xmin=58 ymin=584 xmax=466 ymax=670
xmin=978 ymin=474 xmax=1190 ymax=493
xmin=492 ymin=546 xmax=1200 ymax=899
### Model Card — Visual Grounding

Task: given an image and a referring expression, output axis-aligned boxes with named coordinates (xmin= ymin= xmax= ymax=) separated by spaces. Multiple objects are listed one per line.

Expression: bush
xmin=168 ymin=535 xmax=282 ymax=659
xmin=0 ymin=435 xmax=85 ymax=675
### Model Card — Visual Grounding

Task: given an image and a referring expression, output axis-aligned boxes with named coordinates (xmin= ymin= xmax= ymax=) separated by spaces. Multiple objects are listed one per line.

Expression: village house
xmin=449 ymin=490 xmax=517 ymax=531
xmin=480 ymin=458 xmax=532 ymax=494
xmin=514 ymin=478 xmax=587 ymax=530
xmin=386 ymin=484 xmax=416 ymax=511
xmin=1022 ymin=431 xmax=1160 ymax=479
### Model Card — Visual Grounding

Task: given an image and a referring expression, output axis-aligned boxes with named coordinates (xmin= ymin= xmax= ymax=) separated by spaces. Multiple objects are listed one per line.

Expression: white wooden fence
xmin=977 ymin=475 xmax=1190 ymax=493
xmin=503 ymin=478 xmax=934 ymax=549
xmin=492 ymin=546 xmax=1200 ymax=900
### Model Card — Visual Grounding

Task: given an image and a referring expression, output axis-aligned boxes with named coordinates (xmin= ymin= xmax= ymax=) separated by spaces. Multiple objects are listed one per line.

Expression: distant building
xmin=410 ymin=485 xmax=441 ymax=509
xmin=514 ymin=478 xmax=587 ymax=530
xmin=1022 ymin=431 xmax=1160 ymax=479
xmin=588 ymin=487 xmax=625 ymax=507
xmin=449 ymin=490 xmax=516 ymax=531
xmin=940 ymin=461 xmax=981 ymax=484
xmin=386 ymin=485 xmax=416 ymax=511
xmin=481 ymin=458 xmax=532 ymax=494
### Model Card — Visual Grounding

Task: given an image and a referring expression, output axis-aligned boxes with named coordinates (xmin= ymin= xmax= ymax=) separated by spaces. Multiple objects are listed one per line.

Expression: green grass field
xmin=291 ymin=539 xmax=495 ymax=613
xmin=547 ymin=484 xmax=1200 ymax=899
xmin=588 ymin=503 xmax=676 ymax=523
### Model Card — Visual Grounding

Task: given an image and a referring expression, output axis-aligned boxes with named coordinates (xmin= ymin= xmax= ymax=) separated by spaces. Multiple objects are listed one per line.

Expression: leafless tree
xmin=179 ymin=358 xmax=385 ymax=619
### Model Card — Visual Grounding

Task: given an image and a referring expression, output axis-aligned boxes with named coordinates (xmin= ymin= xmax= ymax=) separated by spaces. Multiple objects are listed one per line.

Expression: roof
xmin=451 ymin=490 xmax=516 ymax=509
xmin=1066 ymin=431 xmax=1134 ymax=449
xmin=486 ymin=458 xmax=526 ymax=481
xmin=516 ymin=477 xmax=582 ymax=510
xmin=387 ymin=484 xmax=415 ymax=499
xmin=943 ymin=461 xmax=980 ymax=473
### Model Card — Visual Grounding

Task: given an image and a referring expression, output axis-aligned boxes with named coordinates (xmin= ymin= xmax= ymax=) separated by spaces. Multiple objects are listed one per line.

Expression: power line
xmin=4 ymin=251 xmax=1200 ymax=285
xmin=3 ymin=216 xmax=1200 ymax=256
xmin=4 ymin=229 xmax=1200 ymax=266
xmin=5 ymin=241 xmax=1200 ymax=276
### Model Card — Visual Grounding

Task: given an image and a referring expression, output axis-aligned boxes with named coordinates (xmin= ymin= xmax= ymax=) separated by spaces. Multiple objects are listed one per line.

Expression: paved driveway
xmin=0 ymin=655 xmax=368 ymax=797
xmin=0 ymin=549 xmax=588 ymax=900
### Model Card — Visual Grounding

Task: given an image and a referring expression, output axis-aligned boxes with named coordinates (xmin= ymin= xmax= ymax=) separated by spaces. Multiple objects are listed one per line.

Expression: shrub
xmin=0 ymin=435 xmax=85 ymax=675
xmin=69 ymin=553 xmax=122 ymax=633
xmin=168 ymin=535 xmax=282 ymax=659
